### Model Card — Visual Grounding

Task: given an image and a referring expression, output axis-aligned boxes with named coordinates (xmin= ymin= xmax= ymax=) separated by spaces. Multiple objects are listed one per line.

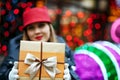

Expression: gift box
xmin=18 ymin=40 xmax=65 ymax=80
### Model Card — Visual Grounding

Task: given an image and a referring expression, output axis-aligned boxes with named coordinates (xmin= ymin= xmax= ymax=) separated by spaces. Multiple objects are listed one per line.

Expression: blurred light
xmin=4 ymin=31 xmax=9 ymax=37
xmin=98 ymin=0 xmax=108 ymax=11
xmin=88 ymin=24 xmax=93 ymax=29
xmin=6 ymin=1 xmax=12 ymax=10
xmin=21 ymin=2 xmax=27 ymax=8
xmin=60 ymin=16 xmax=70 ymax=25
xmin=77 ymin=11 xmax=85 ymax=18
xmin=78 ymin=40 xmax=84 ymax=46
xmin=36 ymin=0 xmax=44 ymax=7
xmin=87 ymin=18 xmax=93 ymax=24
xmin=66 ymin=35 xmax=72 ymax=41
xmin=73 ymin=37 xmax=79 ymax=43
xmin=65 ymin=10 xmax=72 ymax=16
xmin=14 ymin=9 xmax=19 ymax=15
xmin=67 ymin=41 xmax=74 ymax=47
xmin=95 ymin=23 xmax=101 ymax=30
xmin=90 ymin=14 xmax=97 ymax=19
xmin=62 ymin=26 xmax=69 ymax=35
xmin=70 ymin=16 xmax=78 ymax=27
xmin=80 ymin=0 xmax=95 ymax=9
xmin=55 ymin=9 xmax=62 ymax=15
xmin=3 ymin=22 xmax=9 ymax=28
xmin=2 ymin=45 xmax=7 ymax=52
xmin=19 ymin=26 xmax=23 ymax=32
xmin=72 ymin=24 xmax=82 ymax=37
xmin=70 ymin=21 xmax=76 ymax=27
xmin=1 ymin=9 xmax=6 ymax=15
xmin=84 ymin=29 xmax=92 ymax=36
xmin=108 ymin=16 xmax=118 ymax=22
xmin=48 ymin=9 xmax=56 ymax=22
xmin=27 ymin=2 xmax=33 ymax=7
xmin=87 ymin=35 xmax=93 ymax=42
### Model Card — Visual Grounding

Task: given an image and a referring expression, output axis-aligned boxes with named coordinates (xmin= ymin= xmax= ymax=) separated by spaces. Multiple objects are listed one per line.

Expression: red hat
xmin=23 ymin=6 xmax=51 ymax=29
xmin=110 ymin=18 xmax=120 ymax=43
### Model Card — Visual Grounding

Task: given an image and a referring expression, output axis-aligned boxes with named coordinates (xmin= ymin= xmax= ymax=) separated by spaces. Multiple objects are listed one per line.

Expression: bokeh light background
xmin=0 ymin=0 xmax=120 ymax=56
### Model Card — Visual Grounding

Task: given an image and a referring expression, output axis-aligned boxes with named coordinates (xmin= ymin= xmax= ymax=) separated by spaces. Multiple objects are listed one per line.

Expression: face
xmin=26 ymin=22 xmax=50 ymax=42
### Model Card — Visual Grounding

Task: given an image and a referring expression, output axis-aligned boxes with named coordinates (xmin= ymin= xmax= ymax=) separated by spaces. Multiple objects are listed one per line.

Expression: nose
xmin=34 ymin=27 xmax=41 ymax=33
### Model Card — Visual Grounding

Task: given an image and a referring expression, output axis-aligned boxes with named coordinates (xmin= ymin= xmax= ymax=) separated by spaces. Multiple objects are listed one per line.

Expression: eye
xmin=27 ymin=25 xmax=34 ymax=30
xmin=38 ymin=23 xmax=46 ymax=28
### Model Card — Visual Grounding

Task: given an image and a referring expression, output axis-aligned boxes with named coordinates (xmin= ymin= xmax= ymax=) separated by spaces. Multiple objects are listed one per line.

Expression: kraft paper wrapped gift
xmin=18 ymin=40 xmax=65 ymax=80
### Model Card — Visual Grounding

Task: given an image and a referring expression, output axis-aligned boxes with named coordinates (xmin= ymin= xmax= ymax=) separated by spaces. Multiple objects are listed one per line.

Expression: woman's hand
xmin=63 ymin=63 xmax=71 ymax=80
xmin=9 ymin=61 xmax=19 ymax=80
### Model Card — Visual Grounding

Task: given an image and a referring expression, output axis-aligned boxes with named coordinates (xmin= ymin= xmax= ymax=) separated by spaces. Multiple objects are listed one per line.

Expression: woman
xmin=0 ymin=6 xmax=79 ymax=80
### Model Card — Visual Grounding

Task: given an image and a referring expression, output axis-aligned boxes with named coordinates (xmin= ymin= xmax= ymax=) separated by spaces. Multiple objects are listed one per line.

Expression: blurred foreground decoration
xmin=110 ymin=18 xmax=120 ymax=44
xmin=74 ymin=41 xmax=120 ymax=80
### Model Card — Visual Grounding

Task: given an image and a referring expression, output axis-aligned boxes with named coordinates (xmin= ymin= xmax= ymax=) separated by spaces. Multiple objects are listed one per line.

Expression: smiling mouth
xmin=35 ymin=36 xmax=42 ymax=40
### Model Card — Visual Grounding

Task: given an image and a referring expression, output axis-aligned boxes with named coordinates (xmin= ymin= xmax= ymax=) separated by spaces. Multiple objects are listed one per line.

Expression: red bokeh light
xmin=73 ymin=37 xmax=79 ymax=43
xmin=14 ymin=9 xmax=19 ymax=15
xmin=67 ymin=41 xmax=74 ymax=47
xmin=84 ymin=29 xmax=92 ymax=36
xmin=6 ymin=1 xmax=12 ymax=10
xmin=66 ymin=35 xmax=72 ymax=41
xmin=21 ymin=2 xmax=27 ymax=8
xmin=77 ymin=12 xmax=85 ymax=18
xmin=4 ymin=31 xmax=9 ymax=37
xmin=87 ymin=18 xmax=93 ymax=24
xmin=70 ymin=21 xmax=76 ymax=27
xmin=56 ymin=9 xmax=62 ymax=15
xmin=27 ymin=2 xmax=33 ymax=7
xmin=65 ymin=10 xmax=72 ymax=16
xmin=2 ymin=45 xmax=7 ymax=52
xmin=18 ymin=26 xmax=23 ymax=32
xmin=3 ymin=22 xmax=9 ymax=28
xmin=77 ymin=39 xmax=84 ymax=46
xmin=95 ymin=23 xmax=101 ymax=30
xmin=1 ymin=9 xmax=6 ymax=15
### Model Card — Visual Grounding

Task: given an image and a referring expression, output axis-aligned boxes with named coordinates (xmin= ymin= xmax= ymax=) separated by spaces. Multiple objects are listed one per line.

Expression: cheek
xmin=45 ymin=27 xmax=50 ymax=39
xmin=46 ymin=28 xmax=50 ymax=37
xmin=27 ymin=31 xmax=33 ymax=39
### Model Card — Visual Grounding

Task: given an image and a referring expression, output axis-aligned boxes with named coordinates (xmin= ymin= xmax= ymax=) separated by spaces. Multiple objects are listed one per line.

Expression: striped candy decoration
xmin=95 ymin=41 xmax=120 ymax=67
xmin=74 ymin=42 xmax=120 ymax=80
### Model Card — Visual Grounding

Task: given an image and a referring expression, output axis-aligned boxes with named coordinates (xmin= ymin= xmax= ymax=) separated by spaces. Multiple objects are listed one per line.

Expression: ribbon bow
xmin=24 ymin=53 xmax=61 ymax=80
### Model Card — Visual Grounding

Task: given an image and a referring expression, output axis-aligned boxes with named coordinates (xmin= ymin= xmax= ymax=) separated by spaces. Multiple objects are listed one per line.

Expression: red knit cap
xmin=23 ymin=6 xmax=51 ymax=29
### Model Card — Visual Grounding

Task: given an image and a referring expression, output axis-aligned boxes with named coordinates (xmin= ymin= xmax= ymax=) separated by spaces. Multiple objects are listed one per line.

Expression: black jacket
xmin=0 ymin=34 xmax=79 ymax=80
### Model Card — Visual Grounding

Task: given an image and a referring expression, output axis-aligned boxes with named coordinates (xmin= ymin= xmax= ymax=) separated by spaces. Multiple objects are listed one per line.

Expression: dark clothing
xmin=0 ymin=34 xmax=79 ymax=80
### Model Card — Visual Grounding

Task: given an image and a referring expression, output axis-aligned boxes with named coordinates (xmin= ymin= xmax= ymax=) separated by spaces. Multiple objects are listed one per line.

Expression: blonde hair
xmin=22 ymin=23 xmax=58 ymax=42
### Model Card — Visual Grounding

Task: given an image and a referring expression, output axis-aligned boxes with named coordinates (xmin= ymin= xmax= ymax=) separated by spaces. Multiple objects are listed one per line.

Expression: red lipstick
xmin=35 ymin=36 xmax=42 ymax=40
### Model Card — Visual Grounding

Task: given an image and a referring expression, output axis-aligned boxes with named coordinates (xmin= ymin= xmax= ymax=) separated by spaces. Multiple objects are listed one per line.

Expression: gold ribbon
xmin=24 ymin=53 xmax=61 ymax=80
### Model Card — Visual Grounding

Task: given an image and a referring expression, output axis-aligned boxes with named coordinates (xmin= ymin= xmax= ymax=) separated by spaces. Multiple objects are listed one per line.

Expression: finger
xmin=63 ymin=74 xmax=69 ymax=80
xmin=63 ymin=74 xmax=67 ymax=79
xmin=13 ymin=61 xmax=18 ymax=69
xmin=14 ymin=75 xmax=19 ymax=79
xmin=12 ymin=69 xmax=18 ymax=74
xmin=64 ymin=63 xmax=69 ymax=69
xmin=64 ymin=69 xmax=69 ymax=74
